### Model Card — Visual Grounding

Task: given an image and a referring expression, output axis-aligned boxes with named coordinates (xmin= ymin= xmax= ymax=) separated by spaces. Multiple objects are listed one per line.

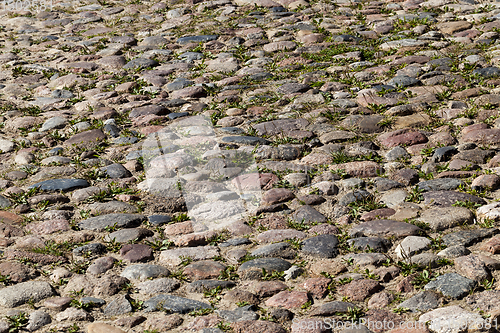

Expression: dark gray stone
xmin=178 ymin=52 xmax=203 ymax=61
xmin=417 ymin=178 xmax=464 ymax=192
xmin=52 ymin=89 xmax=75 ymax=99
xmin=165 ymin=78 xmax=194 ymax=92
xmin=148 ymin=215 xmax=171 ymax=225
xmin=251 ymin=242 xmax=295 ymax=259
xmin=441 ymin=228 xmax=498 ymax=247
xmin=221 ymin=136 xmax=271 ymax=145
xmin=0 ymin=195 xmax=11 ymax=209
xmin=219 ymin=238 xmax=252 ymax=247
xmin=424 ymin=273 xmax=475 ymax=299
xmin=72 ymin=243 xmax=106 ymax=256
xmin=103 ymin=123 xmax=120 ymax=137
xmin=237 ymin=258 xmax=292 ymax=280
xmin=29 ymin=179 xmax=89 ymax=192
xmin=374 ymin=178 xmax=403 ymax=191
xmin=129 ymin=105 xmax=168 ymax=118
xmin=385 ymin=146 xmax=409 ymax=162
xmin=347 ymin=237 xmax=391 ymax=252
xmin=123 ymin=58 xmax=159 ymax=69
xmin=301 ymin=235 xmax=339 ymax=258
xmin=349 ymin=220 xmax=422 ymax=239
xmin=388 ymin=75 xmax=421 ymax=87
xmin=423 ymin=191 xmax=486 ymax=207
xmin=143 ymin=294 xmax=211 ymax=313
xmin=78 ymin=213 xmax=145 ymax=231
xmin=276 ymin=82 xmax=310 ymax=94
xmin=455 ymin=149 xmax=495 ymax=164
xmin=100 ymin=163 xmax=132 ymax=179
xmin=217 ymin=305 xmax=259 ymax=322
xmin=105 ymin=228 xmax=153 ymax=243
xmin=437 ymin=245 xmax=471 ymax=258
xmin=432 ymin=146 xmax=457 ymax=162
xmin=338 ymin=190 xmax=371 ymax=206
xmin=310 ymin=301 xmax=357 ymax=316
xmin=177 ymin=35 xmax=218 ymax=45
xmin=290 ymin=205 xmax=327 ymax=225
xmin=81 ymin=297 xmax=106 ymax=307
xmin=473 ymin=67 xmax=500 ymax=78
xmin=398 ymin=291 xmax=440 ymax=312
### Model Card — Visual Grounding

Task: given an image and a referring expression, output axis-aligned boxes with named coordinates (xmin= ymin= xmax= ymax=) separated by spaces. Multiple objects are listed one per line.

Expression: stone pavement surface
xmin=2 ymin=0 xmax=500 ymax=332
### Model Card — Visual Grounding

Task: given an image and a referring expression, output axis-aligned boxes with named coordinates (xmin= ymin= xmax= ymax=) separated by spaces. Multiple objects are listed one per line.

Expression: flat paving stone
xmin=349 ymin=220 xmax=423 ymax=239
xmin=78 ymin=214 xmax=145 ymax=231
xmin=29 ymin=179 xmax=89 ymax=192
xmin=143 ymin=294 xmax=211 ymax=313
xmin=424 ymin=273 xmax=475 ymax=299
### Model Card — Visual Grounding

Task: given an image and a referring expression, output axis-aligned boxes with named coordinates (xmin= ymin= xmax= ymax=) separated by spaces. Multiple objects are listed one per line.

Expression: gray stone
xmin=349 ymin=220 xmax=423 ymax=239
xmin=217 ymin=305 xmax=259 ymax=322
xmin=40 ymin=117 xmax=67 ymax=132
xmin=301 ymin=235 xmax=339 ymax=258
xmin=137 ymin=278 xmax=180 ymax=295
xmin=385 ymin=146 xmax=409 ymax=161
xmin=395 ymin=236 xmax=431 ymax=259
xmin=221 ymin=136 xmax=271 ymax=145
xmin=472 ymin=67 xmax=500 ymax=78
xmin=417 ymin=206 xmax=474 ymax=231
xmin=29 ymin=179 xmax=89 ymax=192
xmin=88 ymin=201 xmax=138 ymax=214
xmin=72 ymin=243 xmax=106 ymax=256
xmin=0 ymin=195 xmax=10 ymax=209
xmin=423 ymin=191 xmax=486 ymax=207
xmin=104 ymin=295 xmax=132 ymax=316
xmin=338 ymin=190 xmax=372 ymax=206
xmin=374 ymin=178 xmax=403 ymax=191
xmin=432 ymin=146 xmax=457 ymax=162
xmin=310 ymin=301 xmax=357 ymax=316
xmin=177 ymin=35 xmax=218 ymax=45
xmin=78 ymin=213 xmax=145 ymax=231
xmin=388 ymin=75 xmax=421 ymax=87
xmin=347 ymin=237 xmax=391 ymax=252
xmin=0 ymin=281 xmax=54 ymax=307
xmin=251 ymin=243 xmax=295 ymax=259
xmin=123 ymin=58 xmax=159 ymax=69
xmin=143 ymin=294 xmax=211 ymax=313
xmin=398 ymin=291 xmax=440 ymax=312
xmin=437 ymin=245 xmax=471 ymax=258
xmin=339 ymin=253 xmax=387 ymax=266
xmin=290 ymin=205 xmax=327 ymax=225
xmin=120 ymin=264 xmax=170 ymax=280
xmin=147 ymin=215 xmax=171 ymax=226
xmin=238 ymin=258 xmax=292 ymax=280
xmin=424 ymin=273 xmax=475 ymax=299
xmin=105 ymin=228 xmax=153 ymax=243
xmin=441 ymin=228 xmax=498 ymax=247
xmin=411 ymin=253 xmax=440 ymax=268
xmin=417 ymin=178 xmax=464 ymax=192
xmin=277 ymin=83 xmax=310 ymax=94
xmin=0 ymin=139 xmax=15 ymax=153
xmin=41 ymin=156 xmax=71 ymax=165
xmin=26 ymin=310 xmax=51 ymax=332
xmin=165 ymin=78 xmax=194 ymax=92
xmin=81 ymin=297 xmax=106 ymax=307
xmin=100 ymin=163 xmax=132 ymax=179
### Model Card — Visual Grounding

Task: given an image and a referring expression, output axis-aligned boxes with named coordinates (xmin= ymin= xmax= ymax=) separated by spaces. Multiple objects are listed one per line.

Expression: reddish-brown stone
xmin=337 ymin=279 xmax=383 ymax=301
